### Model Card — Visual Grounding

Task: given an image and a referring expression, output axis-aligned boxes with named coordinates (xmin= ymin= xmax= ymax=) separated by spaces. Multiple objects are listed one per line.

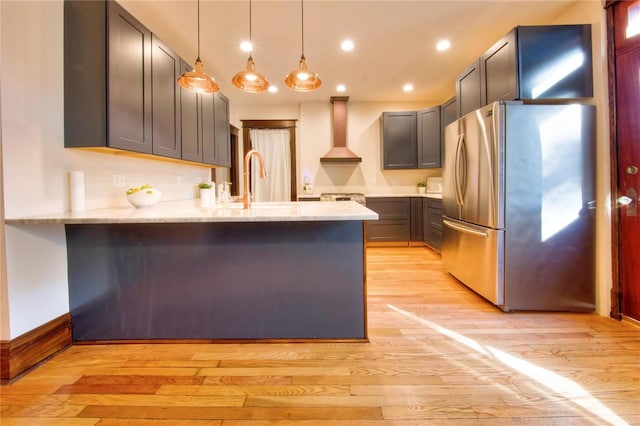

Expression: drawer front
xmin=366 ymin=198 xmax=411 ymax=220
xmin=428 ymin=198 xmax=442 ymax=211
xmin=429 ymin=211 xmax=443 ymax=231
xmin=366 ymin=220 xmax=410 ymax=242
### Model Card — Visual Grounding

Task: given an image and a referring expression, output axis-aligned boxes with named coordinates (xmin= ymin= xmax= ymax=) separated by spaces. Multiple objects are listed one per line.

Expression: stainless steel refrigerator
xmin=442 ymin=101 xmax=595 ymax=312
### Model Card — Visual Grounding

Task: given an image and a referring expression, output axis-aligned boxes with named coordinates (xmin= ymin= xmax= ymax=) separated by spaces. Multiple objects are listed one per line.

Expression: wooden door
xmin=611 ymin=0 xmax=640 ymax=321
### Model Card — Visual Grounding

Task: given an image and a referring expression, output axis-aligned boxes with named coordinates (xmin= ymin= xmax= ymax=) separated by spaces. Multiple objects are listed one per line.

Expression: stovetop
xmin=320 ymin=193 xmax=367 ymax=205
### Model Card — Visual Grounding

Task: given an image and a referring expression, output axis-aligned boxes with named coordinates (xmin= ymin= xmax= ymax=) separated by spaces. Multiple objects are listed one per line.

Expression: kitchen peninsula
xmin=7 ymin=201 xmax=377 ymax=342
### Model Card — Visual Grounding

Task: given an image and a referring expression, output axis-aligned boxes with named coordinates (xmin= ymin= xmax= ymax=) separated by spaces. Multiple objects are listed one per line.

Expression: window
xmin=626 ymin=2 xmax=640 ymax=38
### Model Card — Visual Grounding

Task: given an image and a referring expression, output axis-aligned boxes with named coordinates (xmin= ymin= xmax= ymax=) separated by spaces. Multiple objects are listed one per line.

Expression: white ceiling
xmin=118 ymin=0 xmax=583 ymax=108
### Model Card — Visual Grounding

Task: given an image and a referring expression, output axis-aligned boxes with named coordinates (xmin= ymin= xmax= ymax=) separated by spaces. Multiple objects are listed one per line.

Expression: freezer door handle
xmin=454 ymin=134 xmax=466 ymax=206
xmin=443 ymin=219 xmax=489 ymax=238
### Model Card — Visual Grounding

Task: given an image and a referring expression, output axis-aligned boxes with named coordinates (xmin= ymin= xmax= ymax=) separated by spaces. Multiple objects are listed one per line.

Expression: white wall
xmin=0 ymin=0 xmax=211 ymax=339
xmin=299 ymin=101 xmax=445 ymax=195
xmin=0 ymin=0 xmax=9 ymax=340
xmin=235 ymin=100 xmax=446 ymax=196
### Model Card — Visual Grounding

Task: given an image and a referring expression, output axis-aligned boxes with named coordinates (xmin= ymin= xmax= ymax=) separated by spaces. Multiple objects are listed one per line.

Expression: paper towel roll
xmin=69 ymin=171 xmax=86 ymax=212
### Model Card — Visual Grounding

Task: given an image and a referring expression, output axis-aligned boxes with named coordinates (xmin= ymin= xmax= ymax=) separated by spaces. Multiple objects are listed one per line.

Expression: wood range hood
xmin=320 ymin=96 xmax=362 ymax=163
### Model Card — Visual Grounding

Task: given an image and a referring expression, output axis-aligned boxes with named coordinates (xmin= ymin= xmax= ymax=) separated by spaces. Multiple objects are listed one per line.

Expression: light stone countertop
xmin=365 ymin=193 xmax=443 ymax=200
xmin=5 ymin=200 xmax=379 ymax=225
xmin=297 ymin=193 xmax=443 ymax=200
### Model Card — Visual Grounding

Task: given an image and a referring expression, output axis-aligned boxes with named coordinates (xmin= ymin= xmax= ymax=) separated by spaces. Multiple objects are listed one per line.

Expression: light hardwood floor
xmin=1 ymin=247 xmax=638 ymax=425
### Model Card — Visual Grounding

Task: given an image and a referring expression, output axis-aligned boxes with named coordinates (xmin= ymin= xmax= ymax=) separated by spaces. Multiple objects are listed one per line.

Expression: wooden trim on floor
xmin=72 ymin=338 xmax=369 ymax=345
xmin=622 ymin=315 xmax=640 ymax=328
xmin=0 ymin=313 xmax=72 ymax=383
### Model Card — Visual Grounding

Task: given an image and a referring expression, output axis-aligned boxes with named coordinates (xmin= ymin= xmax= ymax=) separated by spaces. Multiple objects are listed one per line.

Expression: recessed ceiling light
xmin=268 ymin=85 xmax=278 ymax=93
xmin=436 ymin=39 xmax=451 ymax=51
xmin=240 ymin=40 xmax=253 ymax=52
xmin=403 ymin=83 xmax=414 ymax=92
xmin=336 ymin=84 xmax=346 ymax=92
xmin=341 ymin=40 xmax=354 ymax=52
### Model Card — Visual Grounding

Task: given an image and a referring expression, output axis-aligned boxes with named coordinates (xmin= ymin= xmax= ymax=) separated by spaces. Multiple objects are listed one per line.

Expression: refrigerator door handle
xmin=454 ymin=134 xmax=465 ymax=206
xmin=459 ymin=133 xmax=468 ymax=202
xmin=443 ymin=219 xmax=489 ymax=238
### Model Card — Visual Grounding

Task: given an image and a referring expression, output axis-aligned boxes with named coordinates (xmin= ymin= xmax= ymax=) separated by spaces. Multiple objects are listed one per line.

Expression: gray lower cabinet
xmin=423 ymin=198 xmax=443 ymax=252
xmin=366 ymin=198 xmax=411 ymax=243
xmin=366 ymin=197 xmax=441 ymax=248
xmin=410 ymin=198 xmax=424 ymax=242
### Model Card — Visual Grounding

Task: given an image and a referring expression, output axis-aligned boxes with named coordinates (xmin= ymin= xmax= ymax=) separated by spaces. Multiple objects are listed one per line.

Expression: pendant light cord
xmin=197 ymin=0 xmax=201 ymax=60
xmin=301 ymin=0 xmax=305 ymax=57
xmin=249 ymin=0 xmax=253 ymax=42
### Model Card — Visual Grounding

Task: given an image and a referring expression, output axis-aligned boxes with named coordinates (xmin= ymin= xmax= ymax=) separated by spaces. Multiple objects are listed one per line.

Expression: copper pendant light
xmin=284 ymin=0 xmax=321 ymax=92
xmin=232 ymin=0 xmax=270 ymax=93
xmin=177 ymin=0 xmax=219 ymax=93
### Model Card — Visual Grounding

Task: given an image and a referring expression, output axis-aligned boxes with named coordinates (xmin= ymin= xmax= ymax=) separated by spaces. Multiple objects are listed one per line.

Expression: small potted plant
xmin=198 ymin=182 xmax=215 ymax=207
xmin=417 ymin=181 xmax=426 ymax=194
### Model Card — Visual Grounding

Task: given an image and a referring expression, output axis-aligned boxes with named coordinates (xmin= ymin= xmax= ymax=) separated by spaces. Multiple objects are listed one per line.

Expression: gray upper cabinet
xmin=64 ymin=0 xmax=231 ymax=167
xmin=441 ymin=97 xmax=458 ymax=129
xmin=482 ymin=25 xmax=593 ymax=103
xmin=456 ymin=59 xmax=482 ymax=118
xmin=151 ymin=36 xmax=181 ymax=159
xmin=201 ymin=92 xmax=230 ymax=167
xmin=65 ymin=0 xmax=152 ymax=153
xmin=481 ymin=29 xmax=517 ymax=105
xmin=381 ymin=111 xmax=417 ymax=169
xmin=64 ymin=0 xmax=153 ymax=153
xmin=180 ymin=60 xmax=202 ymax=163
xmin=214 ymin=93 xmax=231 ymax=168
xmin=417 ymin=106 xmax=441 ymax=168
xmin=381 ymin=108 xmax=442 ymax=170
xmin=107 ymin=1 xmax=153 ymax=153
xmin=456 ymin=25 xmax=594 ymax=116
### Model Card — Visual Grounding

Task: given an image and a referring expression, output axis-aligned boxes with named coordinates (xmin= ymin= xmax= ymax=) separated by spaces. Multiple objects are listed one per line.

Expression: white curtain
xmin=249 ymin=128 xmax=291 ymax=202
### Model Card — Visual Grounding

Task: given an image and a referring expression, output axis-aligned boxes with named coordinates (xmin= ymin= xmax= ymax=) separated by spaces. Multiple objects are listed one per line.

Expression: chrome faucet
xmin=243 ymin=149 xmax=267 ymax=209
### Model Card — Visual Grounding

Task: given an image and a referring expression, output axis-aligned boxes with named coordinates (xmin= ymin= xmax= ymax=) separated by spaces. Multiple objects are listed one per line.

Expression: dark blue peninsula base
xmin=66 ymin=221 xmax=367 ymax=341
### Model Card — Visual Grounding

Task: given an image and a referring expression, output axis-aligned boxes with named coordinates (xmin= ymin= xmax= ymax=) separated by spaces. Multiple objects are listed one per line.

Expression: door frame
xmin=606 ymin=0 xmax=622 ymax=320
xmin=241 ymin=120 xmax=298 ymax=201
xmin=605 ymin=0 xmax=639 ymax=320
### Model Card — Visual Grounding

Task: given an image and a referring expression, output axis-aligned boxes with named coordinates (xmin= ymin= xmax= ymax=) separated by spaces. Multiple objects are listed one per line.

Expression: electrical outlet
xmin=112 ymin=175 xmax=126 ymax=187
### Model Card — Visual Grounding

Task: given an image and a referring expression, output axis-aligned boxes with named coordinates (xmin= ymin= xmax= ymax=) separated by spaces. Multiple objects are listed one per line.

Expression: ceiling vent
xmin=320 ymin=96 xmax=362 ymax=163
